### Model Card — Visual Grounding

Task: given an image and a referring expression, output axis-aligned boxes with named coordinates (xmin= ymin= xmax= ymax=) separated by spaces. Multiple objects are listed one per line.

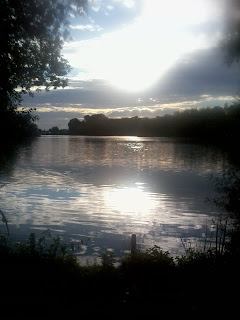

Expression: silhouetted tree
xmin=49 ymin=126 xmax=60 ymax=135
xmin=68 ymin=118 xmax=82 ymax=135
xmin=0 ymin=0 xmax=87 ymax=145
xmin=0 ymin=0 xmax=87 ymax=111
xmin=84 ymin=114 xmax=108 ymax=122
xmin=221 ymin=0 xmax=240 ymax=66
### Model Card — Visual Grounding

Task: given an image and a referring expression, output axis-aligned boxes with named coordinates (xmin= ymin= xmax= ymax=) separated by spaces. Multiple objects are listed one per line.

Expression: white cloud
xmin=70 ymin=24 xmax=103 ymax=31
xmin=63 ymin=0 xmax=221 ymax=92
xmin=106 ymin=5 xmax=114 ymax=11
xmin=111 ymin=0 xmax=136 ymax=9
xmin=92 ymin=6 xmax=101 ymax=12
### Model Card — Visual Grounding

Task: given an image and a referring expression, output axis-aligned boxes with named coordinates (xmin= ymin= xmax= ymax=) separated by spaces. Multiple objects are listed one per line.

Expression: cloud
xmin=111 ymin=0 xmax=136 ymax=9
xmin=70 ymin=24 xmax=103 ymax=32
xmin=70 ymin=0 xmax=142 ymax=41
xmin=22 ymin=45 xmax=240 ymax=130
xmin=65 ymin=0 xmax=225 ymax=93
xmin=149 ymin=47 xmax=240 ymax=98
xmin=21 ymin=1 xmax=240 ymax=129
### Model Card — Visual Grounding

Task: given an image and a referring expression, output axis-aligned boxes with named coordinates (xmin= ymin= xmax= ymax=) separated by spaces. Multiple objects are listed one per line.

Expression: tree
xmin=212 ymin=170 xmax=240 ymax=222
xmin=83 ymin=114 xmax=109 ymax=122
xmin=0 ymin=0 xmax=87 ymax=112
xmin=221 ymin=0 xmax=240 ymax=65
xmin=49 ymin=126 xmax=60 ymax=135
xmin=210 ymin=170 xmax=240 ymax=256
xmin=68 ymin=118 xmax=82 ymax=135
xmin=0 ymin=0 xmax=88 ymax=144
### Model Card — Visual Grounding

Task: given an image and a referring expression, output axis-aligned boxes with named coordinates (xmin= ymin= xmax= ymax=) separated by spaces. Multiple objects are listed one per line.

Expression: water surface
xmin=0 ymin=136 xmax=235 ymax=263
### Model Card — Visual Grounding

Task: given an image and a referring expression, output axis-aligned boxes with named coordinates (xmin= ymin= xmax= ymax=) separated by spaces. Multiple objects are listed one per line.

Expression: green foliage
xmin=0 ymin=0 xmax=88 ymax=146
xmin=0 ymin=0 xmax=87 ymax=111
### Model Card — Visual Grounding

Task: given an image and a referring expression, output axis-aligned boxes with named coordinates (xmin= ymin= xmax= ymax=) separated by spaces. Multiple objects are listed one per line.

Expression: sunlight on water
xmin=0 ymin=135 xmax=236 ymax=260
xmin=104 ymin=185 xmax=157 ymax=214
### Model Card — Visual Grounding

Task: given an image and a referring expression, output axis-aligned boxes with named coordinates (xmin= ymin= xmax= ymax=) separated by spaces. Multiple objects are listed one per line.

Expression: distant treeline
xmin=41 ymin=127 xmax=68 ymax=135
xmin=65 ymin=103 xmax=240 ymax=142
xmin=41 ymin=103 xmax=240 ymax=144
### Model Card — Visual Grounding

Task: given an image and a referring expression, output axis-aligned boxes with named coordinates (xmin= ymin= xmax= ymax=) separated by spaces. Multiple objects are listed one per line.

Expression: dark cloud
xmin=22 ymin=80 xmax=140 ymax=108
xmin=149 ymin=47 xmax=240 ymax=98
xmin=22 ymin=46 xmax=240 ymax=130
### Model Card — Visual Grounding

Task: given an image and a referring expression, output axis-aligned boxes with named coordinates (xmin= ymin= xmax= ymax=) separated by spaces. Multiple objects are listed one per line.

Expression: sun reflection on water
xmin=0 ymin=135 xmax=230 ymax=259
xmin=104 ymin=184 xmax=158 ymax=215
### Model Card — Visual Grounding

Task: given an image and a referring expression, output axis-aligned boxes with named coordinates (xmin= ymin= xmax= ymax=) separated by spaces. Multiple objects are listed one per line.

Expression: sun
xmin=72 ymin=22 xmax=176 ymax=92
xmin=65 ymin=0 xmax=214 ymax=92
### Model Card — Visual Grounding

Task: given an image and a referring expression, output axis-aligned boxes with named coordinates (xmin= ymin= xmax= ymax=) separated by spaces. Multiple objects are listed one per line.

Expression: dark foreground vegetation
xmin=0 ymin=108 xmax=40 ymax=149
xmin=1 ymin=170 xmax=240 ymax=316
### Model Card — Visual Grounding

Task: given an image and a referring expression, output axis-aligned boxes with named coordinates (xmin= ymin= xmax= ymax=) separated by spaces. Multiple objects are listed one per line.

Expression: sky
xmin=22 ymin=0 xmax=240 ymax=130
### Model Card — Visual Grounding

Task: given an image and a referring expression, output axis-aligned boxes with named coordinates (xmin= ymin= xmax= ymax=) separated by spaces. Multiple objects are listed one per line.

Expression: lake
xmin=0 ymin=135 xmax=237 ymax=264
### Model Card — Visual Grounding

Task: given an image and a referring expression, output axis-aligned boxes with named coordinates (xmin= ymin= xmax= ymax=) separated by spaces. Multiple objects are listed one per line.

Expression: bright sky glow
xmin=22 ymin=0 xmax=238 ymax=130
xmin=63 ymin=0 xmax=215 ymax=92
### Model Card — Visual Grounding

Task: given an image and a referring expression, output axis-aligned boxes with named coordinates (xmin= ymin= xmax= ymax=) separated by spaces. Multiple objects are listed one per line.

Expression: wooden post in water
xmin=131 ymin=234 xmax=136 ymax=253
